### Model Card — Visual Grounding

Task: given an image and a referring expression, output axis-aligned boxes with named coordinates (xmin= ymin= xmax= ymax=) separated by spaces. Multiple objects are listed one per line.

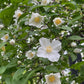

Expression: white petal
xmin=47 ymin=51 xmax=60 ymax=62
xmin=51 ymin=40 xmax=61 ymax=52
xmin=55 ymin=73 xmax=61 ymax=78
xmin=37 ymin=47 xmax=48 ymax=58
xmin=39 ymin=37 xmax=51 ymax=49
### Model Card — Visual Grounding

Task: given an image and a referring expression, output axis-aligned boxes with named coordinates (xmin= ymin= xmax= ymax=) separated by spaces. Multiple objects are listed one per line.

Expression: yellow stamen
xmin=34 ymin=17 xmax=40 ymax=23
xmin=1 ymin=46 xmax=6 ymax=51
xmin=5 ymin=35 xmax=8 ymax=40
xmin=17 ymin=13 xmax=21 ymax=17
xmin=48 ymin=75 xmax=55 ymax=82
xmin=55 ymin=19 xmax=61 ymax=25
xmin=30 ymin=52 xmax=34 ymax=57
xmin=43 ymin=0 xmax=47 ymax=4
xmin=46 ymin=46 xmax=52 ymax=53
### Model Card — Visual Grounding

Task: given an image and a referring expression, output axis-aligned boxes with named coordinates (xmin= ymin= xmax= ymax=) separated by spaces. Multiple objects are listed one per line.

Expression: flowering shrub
xmin=0 ymin=0 xmax=84 ymax=84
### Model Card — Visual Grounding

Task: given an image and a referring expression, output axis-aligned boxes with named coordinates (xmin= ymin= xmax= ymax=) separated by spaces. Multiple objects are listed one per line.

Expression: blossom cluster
xmin=0 ymin=0 xmax=83 ymax=84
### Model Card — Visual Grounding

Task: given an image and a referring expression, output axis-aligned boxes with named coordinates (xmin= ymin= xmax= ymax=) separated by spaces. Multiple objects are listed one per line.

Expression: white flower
xmin=1 ymin=34 xmax=9 ymax=42
xmin=13 ymin=9 xmax=23 ymax=19
xmin=28 ymin=12 xmax=44 ymax=28
xmin=37 ymin=37 xmax=61 ymax=62
xmin=71 ymin=80 xmax=78 ymax=84
xmin=0 ymin=76 xmax=2 ymax=80
xmin=61 ymin=69 xmax=70 ymax=76
xmin=71 ymin=42 xmax=77 ymax=47
xmin=73 ymin=48 xmax=82 ymax=53
xmin=0 ymin=24 xmax=4 ymax=29
xmin=17 ymin=61 xmax=21 ymax=64
xmin=41 ymin=0 xmax=51 ymax=5
xmin=9 ymin=39 xmax=15 ymax=45
xmin=53 ymin=17 xmax=63 ymax=26
xmin=45 ymin=73 xmax=61 ymax=84
xmin=25 ymin=50 xmax=35 ymax=59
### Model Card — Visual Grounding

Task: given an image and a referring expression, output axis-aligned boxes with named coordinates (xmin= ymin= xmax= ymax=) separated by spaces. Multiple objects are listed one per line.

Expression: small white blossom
xmin=0 ymin=24 xmax=4 ymax=29
xmin=25 ymin=50 xmax=35 ymax=59
xmin=0 ymin=76 xmax=2 ymax=79
xmin=53 ymin=17 xmax=64 ymax=26
xmin=73 ymin=48 xmax=82 ymax=53
xmin=71 ymin=80 xmax=78 ymax=84
xmin=26 ymin=12 xmax=44 ymax=28
xmin=1 ymin=34 xmax=9 ymax=42
xmin=17 ymin=61 xmax=21 ymax=64
xmin=9 ymin=39 xmax=15 ymax=45
xmin=13 ymin=9 xmax=23 ymax=19
xmin=37 ymin=37 xmax=61 ymax=62
xmin=41 ymin=0 xmax=51 ymax=5
xmin=61 ymin=69 xmax=70 ymax=76
xmin=45 ymin=73 xmax=61 ymax=84
xmin=71 ymin=42 xmax=77 ymax=47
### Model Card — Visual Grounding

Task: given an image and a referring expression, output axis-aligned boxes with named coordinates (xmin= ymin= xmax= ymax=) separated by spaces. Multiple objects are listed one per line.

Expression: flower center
xmin=43 ymin=0 xmax=47 ymax=4
xmin=46 ymin=46 xmax=52 ymax=53
xmin=17 ymin=13 xmax=21 ymax=17
xmin=48 ymin=75 xmax=55 ymax=82
xmin=1 ymin=46 xmax=5 ymax=51
xmin=30 ymin=52 xmax=34 ymax=57
xmin=55 ymin=19 xmax=61 ymax=25
xmin=34 ymin=17 xmax=40 ymax=23
xmin=5 ymin=35 xmax=8 ymax=40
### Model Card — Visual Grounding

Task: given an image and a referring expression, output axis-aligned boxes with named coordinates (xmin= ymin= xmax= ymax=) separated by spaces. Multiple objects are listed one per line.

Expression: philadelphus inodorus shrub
xmin=41 ymin=0 xmax=51 ymax=5
xmin=28 ymin=12 xmax=44 ymax=28
xmin=53 ymin=17 xmax=64 ymax=26
xmin=25 ymin=50 xmax=35 ymax=59
xmin=1 ymin=34 xmax=9 ymax=42
xmin=45 ymin=73 xmax=61 ymax=84
xmin=9 ymin=39 xmax=15 ymax=45
xmin=37 ymin=37 xmax=61 ymax=62
xmin=13 ymin=9 xmax=23 ymax=19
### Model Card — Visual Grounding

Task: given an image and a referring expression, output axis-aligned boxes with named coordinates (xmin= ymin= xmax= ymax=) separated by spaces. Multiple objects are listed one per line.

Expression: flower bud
xmin=71 ymin=42 xmax=77 ymax=47
xmin=9 ymin=39 xmax=15 ymax=45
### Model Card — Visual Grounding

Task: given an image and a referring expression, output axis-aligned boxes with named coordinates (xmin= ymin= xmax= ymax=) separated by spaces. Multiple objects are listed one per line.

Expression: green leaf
xmin=68 ymin=35 xmax=84 ymax=40
xmin=0 ymin=5 xmax=17 ymax=26
xmin=5 ymin=78 xmax=12 ymax=84
xmin=23 ymin=67 xmax=43 ymax=84
xmin=68 ymin=15 xmax=83 ymax=24
xmin=70 ymin=53 xmax=77 ymax=61
xmin=0 ymin=66 xmax=7 ymax=74
xmin=61 ymin=26 xmax=72 ymax=32
xmin=45 ymin=65 xmax=58 ymax=73
xmin=0 ymin=42 xmax=7 ymax=48
xmin=13 ymin=68 xmax=25 ymax=80
xmin=71 ymin=61 xmax=84 ymax=70
xmin=74 ymin=0 xmax=84 ymax=4
xmin=7 ymin=60 xmax=18 ymax=69
xmin=11 ymin=0 xmax=23 ymax=4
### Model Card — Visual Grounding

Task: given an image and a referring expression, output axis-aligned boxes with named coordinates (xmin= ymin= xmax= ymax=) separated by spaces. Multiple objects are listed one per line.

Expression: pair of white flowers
xmin=25 ymin=12 xmax=63 ymax=28
xmin=26 ymin=37 xmax=61 ymax=62
xmin=1 ymin=34 xmax=15 ymax=45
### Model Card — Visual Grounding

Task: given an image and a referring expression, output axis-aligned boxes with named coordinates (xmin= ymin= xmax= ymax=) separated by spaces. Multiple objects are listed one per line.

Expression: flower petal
xmin=47 ymin=51 xmax=60 ymax=62
xmin=39 ymin=37 xmax=51 ymax=49
xmin=51 ymin=40 xmax=61 ymax=52
xmin=37 ymin=47 xmax=48 ymax=58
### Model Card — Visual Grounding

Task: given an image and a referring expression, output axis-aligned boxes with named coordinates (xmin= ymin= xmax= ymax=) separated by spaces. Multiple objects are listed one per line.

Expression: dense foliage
xmin=0 ymin=0 xmax=84 ymax=84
